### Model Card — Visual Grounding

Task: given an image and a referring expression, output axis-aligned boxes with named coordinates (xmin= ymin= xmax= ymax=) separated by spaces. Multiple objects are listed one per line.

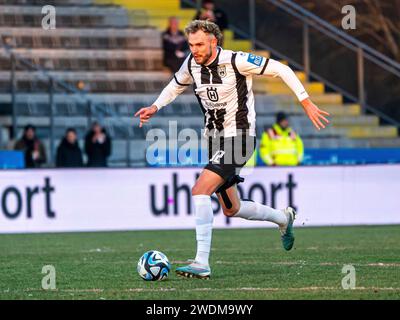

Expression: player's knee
xmin=191 ymin=185 xmax=199 ymax=196
xmin=222 ymin=202 xmax=240 ymax=217
xmin=192 ymin=184 xmax=212 ymax=196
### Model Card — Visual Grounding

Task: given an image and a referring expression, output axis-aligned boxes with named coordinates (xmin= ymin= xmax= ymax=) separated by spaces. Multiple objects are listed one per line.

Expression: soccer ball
xmin=137 ymin=250 xmax=171 ymax=281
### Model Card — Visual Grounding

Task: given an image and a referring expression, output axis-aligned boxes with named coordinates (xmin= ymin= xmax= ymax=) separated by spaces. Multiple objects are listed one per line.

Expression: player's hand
xmin=301 ymin=98 xmax=330 ymax=130
xmin=134 ymin=105 xmax=158 ymax=128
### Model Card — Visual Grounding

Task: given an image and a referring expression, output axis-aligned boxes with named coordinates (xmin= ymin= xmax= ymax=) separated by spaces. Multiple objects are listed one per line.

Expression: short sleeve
xmin=234 ymin=51 xmax=269 ymax=76
xmin=174 ymin=55 xmax=194 ymax=86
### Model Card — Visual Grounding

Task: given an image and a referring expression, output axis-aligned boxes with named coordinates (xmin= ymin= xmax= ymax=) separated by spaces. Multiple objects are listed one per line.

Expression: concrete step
xmin=0 ymin=4 xmax=130 ymax=27
xmin=145 ymin=8 xmax=196 ymax=18
xmin=254 ymin=71 xmax=306 ymax=83
xmin=0 ymin=70 xmax=171 ymax=81
xmin=0 ymin=48 xmax=164 ymax=71
xmin=254 ymin=82 xmax=324 ymax=95
xmin=224 ymin=39 xmax=252 ymax=52
xmin=345 ymin=126 xmax=398 ymax=139
xmin=265 ymin=93 xmax=342 ymax=105
xmin=321 ymin=104 xmax=361 ymax=116
xmin=309 ymin=94 xmax=343 ymax=105
xmin=0 ymin=116 xmax=89 ymax=127
xmin=147 ymin=17 xmax=193 ymax=30
xmin=3 ymin=48 xmax=163 ymax=60
xmin=223 ymin=30 xmax=235 ymax=41
xmin=253 ymin=50 xmax=271 ymax=58
xmin=1 ymin=0 xmax=93 ymax=4
xmin=0 ymin=27 xmax=162 ymax=49
xmin=331 ymin=115 xmax=379 ymax=127
xmin=356 ymin=138 xmax=400 ymax=147
xmin=108 ymin=0 xmax=180 ymax=10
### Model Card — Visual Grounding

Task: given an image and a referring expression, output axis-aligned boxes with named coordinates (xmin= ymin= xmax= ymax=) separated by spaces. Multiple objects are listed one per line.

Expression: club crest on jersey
xmin=207 ymin=87 xmax=219 ymax=102
xmin=217 ymin=65 xmax=227 ymax=78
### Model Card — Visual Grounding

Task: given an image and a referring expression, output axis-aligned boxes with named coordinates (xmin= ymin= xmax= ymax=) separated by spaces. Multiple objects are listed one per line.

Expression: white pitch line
xmin=125 ymin=287 xmax=400 ymax=292
xmin=364 ymin=263 xmax=400 ymax=267
xmin=214 ymin=261 xmax=400 ymax=267
xmin=19 ymin=287 xmax=400 ymax=293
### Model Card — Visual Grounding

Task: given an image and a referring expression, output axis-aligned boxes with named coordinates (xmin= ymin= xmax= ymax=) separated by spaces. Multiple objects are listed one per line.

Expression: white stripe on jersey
xmin=153 ymin=47 xmax=309 ymax=138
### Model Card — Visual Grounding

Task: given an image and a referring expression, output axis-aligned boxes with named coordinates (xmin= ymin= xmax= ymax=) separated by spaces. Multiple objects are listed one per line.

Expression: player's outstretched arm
xmin=134 ymin=76 xmax=188 ymax=127
xmin=134 ymin=105 xmax=158 ymax=128
xmin=134 ymin=55 xmax=193 ymax=128
xmin=300 ymin=98 xmax=330 ymax=131
xmin=261 ymin=58 xmax=330 ymax=130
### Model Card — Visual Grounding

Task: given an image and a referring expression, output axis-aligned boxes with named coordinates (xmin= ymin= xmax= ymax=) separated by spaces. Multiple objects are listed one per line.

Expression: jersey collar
xmin=204 ymin=47 xmax=222 ymax=67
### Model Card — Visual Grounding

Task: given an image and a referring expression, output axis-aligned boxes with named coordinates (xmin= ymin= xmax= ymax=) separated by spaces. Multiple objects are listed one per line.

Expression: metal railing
xmin=183 ymin=0 xmax=400 ymax=128
xmin=266 ymin=0 xmax=400 ymax=127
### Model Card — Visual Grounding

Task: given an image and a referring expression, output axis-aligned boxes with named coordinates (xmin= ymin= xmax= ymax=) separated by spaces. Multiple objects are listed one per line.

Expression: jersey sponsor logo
xmin=247 ymin=53 xmax=263 ymax=66
xmin=217 ymin=65 xmax=227 ymax=78
xmin=204 ymin=101 xmax=228 ymax=109
xmin=210 ymin=150 xmax=225 ymax=164
xmin=206 ymin=87 xmax=219 ymax=102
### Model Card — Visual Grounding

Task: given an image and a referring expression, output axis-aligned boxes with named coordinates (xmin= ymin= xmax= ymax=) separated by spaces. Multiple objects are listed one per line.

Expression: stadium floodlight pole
xmin=303 ymin=21 xmax=310 ymax=82
xmin=249 ymin=0 xmax=256 ymax=51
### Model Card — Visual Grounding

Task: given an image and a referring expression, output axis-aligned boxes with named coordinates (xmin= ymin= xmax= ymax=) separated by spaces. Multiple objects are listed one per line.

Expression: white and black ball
xmin=137 ymin=250 xmax=171 ymax=281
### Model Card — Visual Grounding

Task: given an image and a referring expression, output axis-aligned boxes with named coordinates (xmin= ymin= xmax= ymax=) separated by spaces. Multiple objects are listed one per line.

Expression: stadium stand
xmin=1 ymin=0 xmax=399 ymax=167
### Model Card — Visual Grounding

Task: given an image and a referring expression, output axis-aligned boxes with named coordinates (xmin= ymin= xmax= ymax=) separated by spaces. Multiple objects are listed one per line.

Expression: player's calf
xmin=221 ymin=200 xmax=240 ymax=217
xmin=216 ymin=187 xmax=241 ymax=217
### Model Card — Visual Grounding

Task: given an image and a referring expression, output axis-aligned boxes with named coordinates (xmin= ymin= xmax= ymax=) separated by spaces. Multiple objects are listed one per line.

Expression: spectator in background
xmin=259 ymin=112 xmax=304 ymax=166
xmin=194 ymin=0 xmax=229 ymax=39
xmin=162 ymin=17 xmax=189 ymax=73
xmin=84 ymin=122 xmax=111 ymax=167
xmin=14 ymin=124 xmax=47 ymax=168
xmin=56 ymin=128 xmax=83 ymax=168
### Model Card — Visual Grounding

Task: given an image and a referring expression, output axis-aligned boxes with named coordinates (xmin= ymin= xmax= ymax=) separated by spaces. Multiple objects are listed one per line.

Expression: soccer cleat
xmin=279 ymin=207 xmax=297 ymax=251
xmin=176 ymin=262 xmax=211 ymax=279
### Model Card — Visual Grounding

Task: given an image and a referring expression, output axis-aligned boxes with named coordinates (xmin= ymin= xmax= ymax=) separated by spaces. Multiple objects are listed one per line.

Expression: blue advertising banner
xmin=303 ymin=148 xmax=400 ymax=165
xmin=148 ymin=148 xmax=400 ymax=167
xmin=0 ymin=151 xmax=25 ymax=169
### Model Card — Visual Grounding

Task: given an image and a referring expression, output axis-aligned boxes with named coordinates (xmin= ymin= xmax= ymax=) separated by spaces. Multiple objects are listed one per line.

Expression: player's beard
xmin=199 ymin=44 xmax=213 ymax=66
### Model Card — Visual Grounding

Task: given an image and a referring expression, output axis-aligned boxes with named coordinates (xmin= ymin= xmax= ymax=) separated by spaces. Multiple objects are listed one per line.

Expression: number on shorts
xmin=210 ymin=150 xmax=225 ymax=164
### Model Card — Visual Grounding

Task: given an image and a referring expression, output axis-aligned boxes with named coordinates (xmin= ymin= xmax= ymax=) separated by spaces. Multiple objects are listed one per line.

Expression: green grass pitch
xmin=1 ymin=225 xmax=399 ymax=300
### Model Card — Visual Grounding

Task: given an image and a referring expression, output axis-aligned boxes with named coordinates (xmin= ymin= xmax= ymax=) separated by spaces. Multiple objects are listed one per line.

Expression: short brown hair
xmin=185 ymin=20 xmax=223 ymax=45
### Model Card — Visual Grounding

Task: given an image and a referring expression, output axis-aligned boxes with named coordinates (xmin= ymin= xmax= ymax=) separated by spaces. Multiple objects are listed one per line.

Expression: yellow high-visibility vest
xmin=259 ymin=123 xmax=304 ymax=166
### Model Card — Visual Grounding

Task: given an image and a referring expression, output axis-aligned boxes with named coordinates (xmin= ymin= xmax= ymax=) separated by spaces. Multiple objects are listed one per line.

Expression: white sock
xmin=193 ymin=195 xmax=214 ymax=267
xmin=233 ymin=200 xmax=287 ymax=226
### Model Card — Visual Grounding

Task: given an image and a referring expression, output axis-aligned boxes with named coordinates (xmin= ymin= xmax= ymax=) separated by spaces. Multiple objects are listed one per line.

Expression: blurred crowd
xmin=13 ymin=112 xmax=304 ymax=169
xmin=14 ymin=122 xmax=112 ymax=168
xmin=162 ymin=0 xmax=228 ymax=73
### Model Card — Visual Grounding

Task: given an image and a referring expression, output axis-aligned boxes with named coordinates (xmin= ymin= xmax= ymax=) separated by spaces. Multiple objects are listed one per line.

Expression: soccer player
xmin=135 ymin=20 xmax=330 ymax=279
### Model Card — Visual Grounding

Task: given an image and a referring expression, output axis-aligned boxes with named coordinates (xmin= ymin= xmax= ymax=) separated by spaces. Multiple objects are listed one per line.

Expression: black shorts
xmin=205 ymin=133 xmax=256 ymax=191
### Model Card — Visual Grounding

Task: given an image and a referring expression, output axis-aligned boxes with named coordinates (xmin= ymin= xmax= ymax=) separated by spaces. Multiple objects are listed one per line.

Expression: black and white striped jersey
xmin=153 ymin=47 xmax=309 ymax=137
